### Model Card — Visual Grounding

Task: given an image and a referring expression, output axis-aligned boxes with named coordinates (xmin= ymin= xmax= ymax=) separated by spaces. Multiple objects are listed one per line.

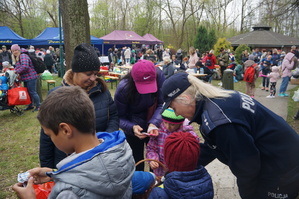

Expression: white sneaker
xmin=218 ymin=82 xmax=223 ymax=86
xmin=266 ymin=95 xmax=274 ymax=98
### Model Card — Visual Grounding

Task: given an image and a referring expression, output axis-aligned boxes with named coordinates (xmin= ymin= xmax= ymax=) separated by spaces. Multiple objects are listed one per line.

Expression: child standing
xmin=148 ymin=132 xmax=214 ymax=199
xmin=266 ymin=66 xmax=280 ymax=98
xmin=12 ymin=86 xmax=135 ymax=199
xmin=243 ymin=59 xmax=259 ymax=98
xmin=260 ymin=55 xmax=273 ymax=91
xmin=146 ymin=108 xmax=198 ymax=177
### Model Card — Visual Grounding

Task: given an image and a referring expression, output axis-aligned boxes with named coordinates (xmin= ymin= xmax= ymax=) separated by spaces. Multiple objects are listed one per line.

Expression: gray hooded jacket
xmin=48 ymin=131 xmax=135 ymax=199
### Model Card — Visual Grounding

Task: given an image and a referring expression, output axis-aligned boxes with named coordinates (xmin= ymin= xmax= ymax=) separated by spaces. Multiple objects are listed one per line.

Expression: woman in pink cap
xmin=114 ymin=59 xmax=165 ymax=171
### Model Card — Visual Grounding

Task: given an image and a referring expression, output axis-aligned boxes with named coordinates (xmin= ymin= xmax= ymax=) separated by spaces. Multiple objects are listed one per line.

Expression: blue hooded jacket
xmin=149 ymin=166 xmax=214 ymax=199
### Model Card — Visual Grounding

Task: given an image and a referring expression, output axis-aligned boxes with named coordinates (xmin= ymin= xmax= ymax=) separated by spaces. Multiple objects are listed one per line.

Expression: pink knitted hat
xmin=11 ymin=44 xmax=21 ymax=51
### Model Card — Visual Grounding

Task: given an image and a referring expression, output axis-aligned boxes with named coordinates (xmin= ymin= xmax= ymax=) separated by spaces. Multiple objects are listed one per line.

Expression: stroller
xmin=0 ymin=70 xmax=24 ymax=115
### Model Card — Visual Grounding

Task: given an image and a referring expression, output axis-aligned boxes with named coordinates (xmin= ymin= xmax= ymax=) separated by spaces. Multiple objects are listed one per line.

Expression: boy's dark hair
xmin=195 ymin=60 xmax=204 ymax=67
xmin=37 ymin=86 xmax=96 ymax=135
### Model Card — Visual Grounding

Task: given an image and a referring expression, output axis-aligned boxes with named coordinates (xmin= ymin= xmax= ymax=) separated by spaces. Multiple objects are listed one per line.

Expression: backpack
xmin=206 ymin=59 xmax=212 ymax=67
xmin=29 ymin=55 xmax=46 ymax=74
xmin=243 ymin=66 xmax=255 ymax=83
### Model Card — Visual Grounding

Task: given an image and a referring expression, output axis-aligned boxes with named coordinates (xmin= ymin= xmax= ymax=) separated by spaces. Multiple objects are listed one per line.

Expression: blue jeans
xmin=279 ymin=76 xmax=290 ymax=93
xmin=24 ymin=79 xmax=40 ymax=108
xmin=262 ymin=76 xmax=269 ymax=88
xmin=53 ymin=64 xmax=58 ymax=73
xmin=262 ymin=70 xmax=270 ymax=88
xmin=208 ymin=69 xmax=214 ymax=83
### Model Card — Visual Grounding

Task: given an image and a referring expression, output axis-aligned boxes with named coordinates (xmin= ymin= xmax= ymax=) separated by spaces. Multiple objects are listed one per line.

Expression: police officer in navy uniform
xmin=161 ymin=72 xmax=299 ymax=199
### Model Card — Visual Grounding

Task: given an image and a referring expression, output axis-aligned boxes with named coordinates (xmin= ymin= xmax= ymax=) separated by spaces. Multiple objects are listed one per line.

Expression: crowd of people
xmin=0 ymin=45 xmax=62 ymax=74
xmin=0 ymin=45 xmax=65 ymax=112
xmin=2 ymin=42 xmax=299 ymax=198
xmin=240 ymin=47 xmax=299 ymax=99
xmin=106 ymin=45 xmax=223 ymax=85
xmin=123 ymin=45 xmax=299 ymax=102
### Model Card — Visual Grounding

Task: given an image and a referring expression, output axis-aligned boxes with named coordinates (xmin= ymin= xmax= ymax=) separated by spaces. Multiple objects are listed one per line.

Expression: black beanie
xmin=71 ymin=43 xmax=100 ymax=72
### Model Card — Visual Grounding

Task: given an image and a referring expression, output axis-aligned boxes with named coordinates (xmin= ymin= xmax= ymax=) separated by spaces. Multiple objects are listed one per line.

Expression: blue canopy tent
xmin=30 ymin=27 xmax=103 ymax=46
xmin=0 ymin=26 xmax=30 ymax=46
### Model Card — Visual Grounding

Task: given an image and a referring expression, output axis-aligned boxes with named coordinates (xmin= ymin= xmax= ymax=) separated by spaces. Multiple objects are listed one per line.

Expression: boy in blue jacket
xmin=12 ymin=86 xmax=135 ymax=199
xmin=149 ymin=132 xmax=214 ymax=199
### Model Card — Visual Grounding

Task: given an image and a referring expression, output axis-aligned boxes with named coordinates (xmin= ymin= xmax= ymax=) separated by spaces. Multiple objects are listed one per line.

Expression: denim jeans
xmin=262 ymin=70 xmax=270 ymax=88
xmin=53 ymin=64 xmax=58 ymax=73
xmin=208 ymin=69 xmax=214 ymax=83
xmin=279 ymin=76 xmax=290 ymax=93
xmin=24 ymin=79 xmax=40 ymax=108
xmin=262 ymin=76 xmax=269 ymax=88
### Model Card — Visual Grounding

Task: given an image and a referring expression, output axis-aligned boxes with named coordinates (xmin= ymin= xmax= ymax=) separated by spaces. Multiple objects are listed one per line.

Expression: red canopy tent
xmin=142 ymin=33 xmax=164 ymax=44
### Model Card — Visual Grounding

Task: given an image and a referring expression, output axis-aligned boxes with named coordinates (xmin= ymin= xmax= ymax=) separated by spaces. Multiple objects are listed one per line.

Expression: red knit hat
xmin=164 ymin=131 xmax=200 ymax=172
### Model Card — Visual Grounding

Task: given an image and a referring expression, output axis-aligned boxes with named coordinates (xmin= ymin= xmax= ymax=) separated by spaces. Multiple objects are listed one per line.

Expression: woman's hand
xmin=147 ymin=124 xmax=159 ymax=137
xmin=133 ymin=125 xmax=147 ymax=139
xmin=12 ymin=177 xmax=36 ymax=199
xmin=28 ymin=167 xmax=53 ymax=184
xmin=149 ymin=161 xmax=159 ymax=170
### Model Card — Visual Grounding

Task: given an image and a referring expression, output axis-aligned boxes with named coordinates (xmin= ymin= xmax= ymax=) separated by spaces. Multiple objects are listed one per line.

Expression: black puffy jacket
xmin=39 ymin=70 xmax=119 ymax=168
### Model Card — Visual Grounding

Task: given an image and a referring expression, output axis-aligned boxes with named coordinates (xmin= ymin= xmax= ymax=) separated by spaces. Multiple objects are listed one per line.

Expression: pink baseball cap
xmin=132 ymin=60 xmax=157 ymax=94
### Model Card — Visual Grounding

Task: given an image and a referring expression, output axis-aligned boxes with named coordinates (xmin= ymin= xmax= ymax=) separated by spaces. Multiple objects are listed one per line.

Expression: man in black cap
xmin=1 ymin=45 xmax=12 ymax=63
xmin=0 ymin=45 xmax=12 ymax=71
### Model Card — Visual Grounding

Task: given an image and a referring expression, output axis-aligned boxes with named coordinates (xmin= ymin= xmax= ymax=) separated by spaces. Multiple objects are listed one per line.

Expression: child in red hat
xmin=146 ymin=108 xmax=198 ymax=177
xmin=148 ymin=132 xmax=214 ymax=199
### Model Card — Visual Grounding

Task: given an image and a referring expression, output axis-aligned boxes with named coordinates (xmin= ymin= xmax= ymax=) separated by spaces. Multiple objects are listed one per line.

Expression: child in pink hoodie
xmin=266 ymin=66 xmax=280 ymax=98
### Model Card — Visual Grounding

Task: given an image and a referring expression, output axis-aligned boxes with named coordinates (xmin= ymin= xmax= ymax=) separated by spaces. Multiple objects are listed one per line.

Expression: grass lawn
xmin=0 ymin=75 xmax=298 ymax=199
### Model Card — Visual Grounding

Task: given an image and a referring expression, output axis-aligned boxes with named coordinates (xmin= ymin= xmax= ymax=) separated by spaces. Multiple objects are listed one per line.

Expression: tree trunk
xmin=60 ymin=0 xmax=90 ymax=71
xmin=240 ymin=0 xmax=245 ymax=32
